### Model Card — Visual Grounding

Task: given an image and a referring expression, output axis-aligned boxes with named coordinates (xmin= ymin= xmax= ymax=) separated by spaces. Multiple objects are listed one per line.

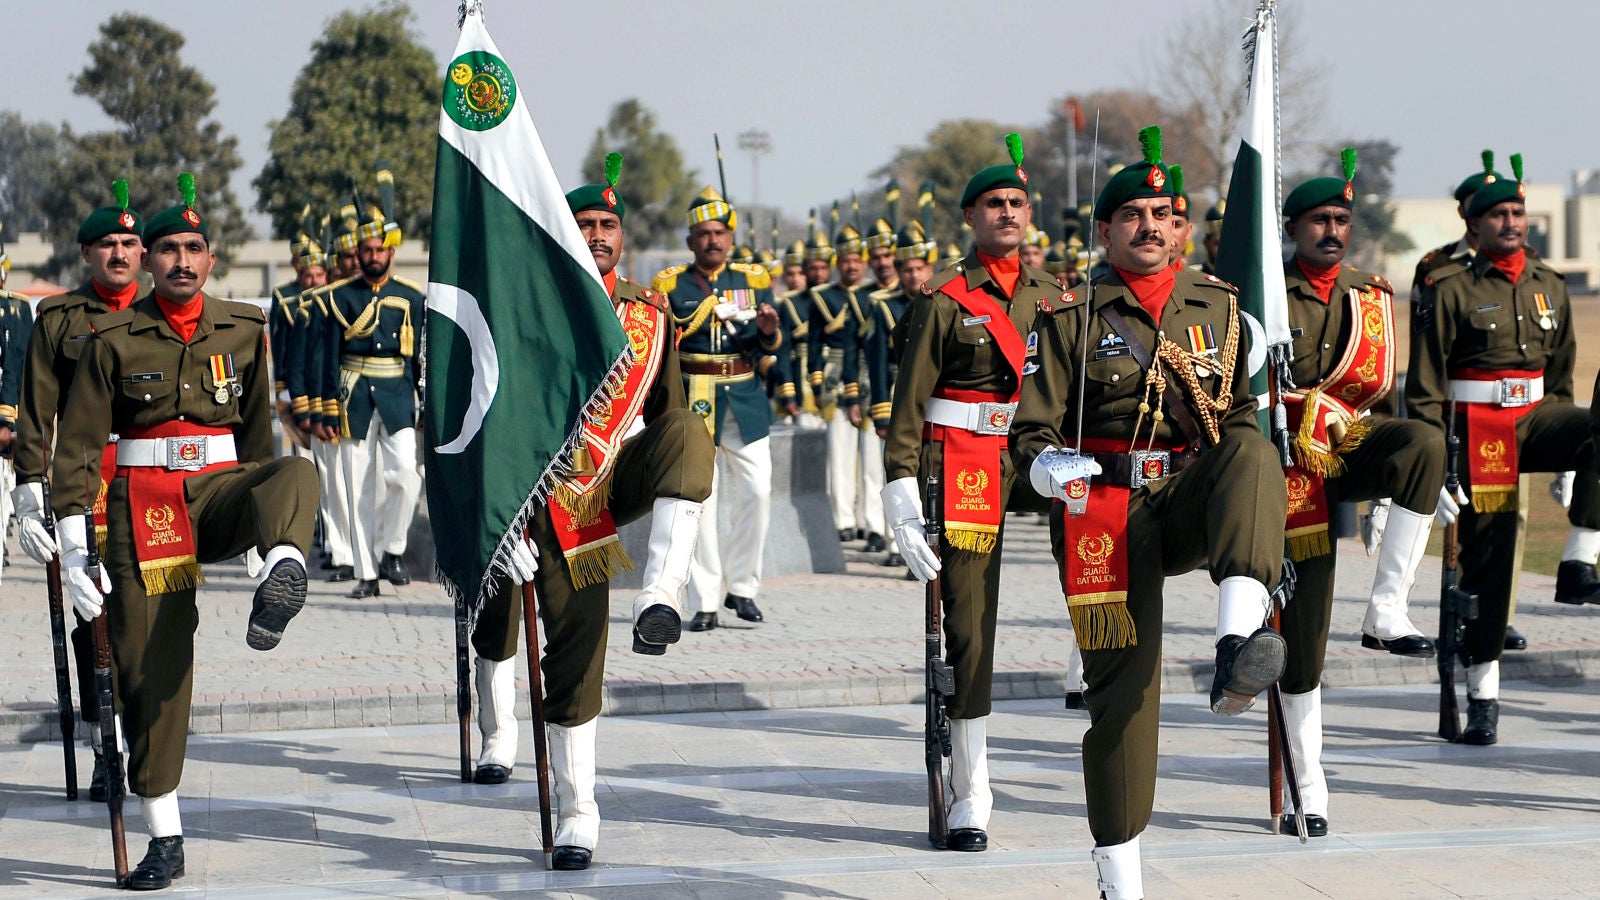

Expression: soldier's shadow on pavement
xmin=0 ymin=855 xmax=107 ymax=890
xmin=184 ymin=737 xmax=440 ymax=792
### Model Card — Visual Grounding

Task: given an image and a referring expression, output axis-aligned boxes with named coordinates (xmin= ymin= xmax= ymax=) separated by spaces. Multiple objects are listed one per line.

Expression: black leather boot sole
xmin=247 ymin=560 xmax=307 ymax=651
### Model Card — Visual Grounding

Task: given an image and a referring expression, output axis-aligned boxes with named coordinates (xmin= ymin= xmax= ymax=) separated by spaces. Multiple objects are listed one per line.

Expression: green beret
xmin=1283 ymin=147 xmax=1357 ymax=221
xmin=77 ymin=179 xmax=142 ymax=244
xmin=142 ymin=173 xmax=209 ymax=245
xmin=1093 ymin=126 xmax=1173 ymax=221
xmin=1454 ymin=150 xmax=1503 ymax=204
xmin=1466 ymin=152 xmax=1525 ymax=218
xmin=961 ymin=133 xmax=1029 ymax=208
xmin=566 ymin=151 xmax=625 ymax=219
xmin=1170 ymin=165 xmax=1192 ymax=219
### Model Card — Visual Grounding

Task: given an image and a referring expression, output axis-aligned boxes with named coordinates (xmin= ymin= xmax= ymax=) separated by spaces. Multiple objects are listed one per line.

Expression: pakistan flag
xmin=424 ymin=5 xmax=629 ymax=616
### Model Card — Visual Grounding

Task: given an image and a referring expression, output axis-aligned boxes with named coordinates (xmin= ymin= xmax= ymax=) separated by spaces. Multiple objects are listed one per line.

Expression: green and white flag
xmin=424 ymin=1 xmax=630 ymax=616
xmin=1215 ymin=0 xmax=1292 ymax=434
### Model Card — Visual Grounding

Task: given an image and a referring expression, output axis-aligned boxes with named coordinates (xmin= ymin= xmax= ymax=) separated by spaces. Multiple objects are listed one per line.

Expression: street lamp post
xmin=738 ymin=128 xmax=773 ymax=212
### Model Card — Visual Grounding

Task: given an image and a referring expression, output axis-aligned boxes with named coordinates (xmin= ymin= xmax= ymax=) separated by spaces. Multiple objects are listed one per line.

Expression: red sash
xmin=1453 ymin=367 xmax=1541 ymax=514
xmin=1282 ymin=283 xmax=1396 ymax=560
xmin=92 ymin=441 xmax=117 ymax=558
xmin=547 ymin=297 xmax=667 ymax=588
xmin=116 ymin=423 xmax=236 ymax=594
xmin=937 ymin=276 xmax=1027 ymax=379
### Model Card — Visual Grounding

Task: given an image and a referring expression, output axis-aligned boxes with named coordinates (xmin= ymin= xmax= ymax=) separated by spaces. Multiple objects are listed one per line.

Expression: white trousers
xmin=314 ymin=439 xmax=353 ymax=568
xmin=339 ymin=418 xmax=421 ymax=581
xmin=688 ymin=419 xmax=771 ymax=612
xmin=826 ymin=411 xmax=860 ymax=531
xmin=859 ymin=428 xmax=887 ymax=538
xmin=0 ymin=458 xmax=12 ymax=574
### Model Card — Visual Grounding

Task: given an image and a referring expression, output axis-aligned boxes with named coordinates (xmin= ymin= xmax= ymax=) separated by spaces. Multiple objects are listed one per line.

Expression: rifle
xmin=520 ymin=545 xmax=555 ymax=870
xmin=454 ymin=589 xmax=472 ymax=783
xmin=923 ymin=444 xmax=954 ymax=849
xmin=1265 ymin=560 xmax=1307 ymax=843
xmin=713 ymin=134 xmax=729 ymax=204
xmin=1438 ymin=400 xmax=1479 ymax=742
xmin=84 ymin=474 xmax=128 ymax=885
xmin=41 ymin=478 xmax=80 ymax=799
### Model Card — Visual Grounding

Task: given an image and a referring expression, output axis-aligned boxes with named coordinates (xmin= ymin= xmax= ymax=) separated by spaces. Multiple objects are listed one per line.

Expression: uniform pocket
xmin=1085 ymin=356 xmax=1144 ymax=418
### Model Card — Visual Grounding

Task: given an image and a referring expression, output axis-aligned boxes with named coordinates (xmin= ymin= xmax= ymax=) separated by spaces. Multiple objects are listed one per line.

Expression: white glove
xmin=505 ymin=536 xmax=539 ymax=585
xmin=1436 ymin=483 xmax=1470 ymax=526
xmin=1551 ymin=471 xmax=1575 ymax=509
xmin=881 ymin=477 xmax=941 ymax=584
xmin=1028 ymin=446 xmax=1103 ymax=501
xmin=58 ymin=515 xmax=111 ymax=620
xmin=10 ymin=482 xmax=59 ymax=564
xmin=1360 ymin=498 xmax=1391 ymax=556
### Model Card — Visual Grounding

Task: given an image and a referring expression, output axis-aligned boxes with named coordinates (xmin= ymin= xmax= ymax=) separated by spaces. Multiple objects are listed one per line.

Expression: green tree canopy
xmin=0 ymin=112 xmax=65 ymax=242
xmin=874 ymin=119 xmax=1032 ymax=249
xmin=254 ymin=0 xmax=438 ymax=245
xmin=580 ymin=99 xmax=699 ymax=251
xmin=1326 ymin=139 xmax=1413 ymax=270
xmin=39 ymin=13 xmax=247 ymax=278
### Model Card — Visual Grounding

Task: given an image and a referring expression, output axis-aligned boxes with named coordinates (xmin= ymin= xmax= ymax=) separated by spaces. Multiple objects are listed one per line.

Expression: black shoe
xmin=320 ymin=555 xmax=338 ymax=571
xmin=1210 ymin=628 xmax=1287 ymax=716
xmin=864 ymin=532 xmax=887 ymax=552
xmin=724 ymin=594 xmax=764 ymax=622
xmin=247 ymin=557 xmax=307 ymax=651
xmin=347 ymin=579 xmax=381 ymax=599
xmin=688 ymin=611 xmax=717 ymax=632
xmin=327 ymin=565 xmax=355 ymax=583
xmin=379 ymin=552 xmax=411 ymax=586
xmin=882 ymin=552 xmax=904 ymax=567
xmin=855 ymin=528 xmax=867 ymax=540
xmin=1278 ymin=814 xmax=1329 ymax=838
xmin=633 ymin=604 xmax=682 ymax=655
xmin=127 ymin=835 xmax=184 ymax=890
xmin=1462 ymin=698 xmax=1499 ymax=745
xmin=946 ymin=828 xmax=988 ymax=851
xmin=1360 ymin=633 xmax=1436 ymax=658
xmin=89 ymin=752 xmax=109 ymax=803
xmin=1504 ymin=626 xmax=1528 ymax=651
xmin=1064 ymin=690 xmax=1086 ymax=711
xmin=1555 ymin=560 xmax=1600 ymax=605
xmin=473 ymin=764 xmax=511 ymax=784
xmin=838 ymin=528 xmax=855 ymax=542
xmin=552 ymin=846 xmax=592 ymax=870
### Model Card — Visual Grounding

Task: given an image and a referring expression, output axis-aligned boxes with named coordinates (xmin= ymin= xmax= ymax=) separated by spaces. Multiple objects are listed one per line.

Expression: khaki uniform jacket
xmin=1285 ymin=259 xmax=1399 ymax=418
xmin=51 ymin=294 xmax=274 ymax=518
xmin=14 ymin=282 xmax=114 ymax=484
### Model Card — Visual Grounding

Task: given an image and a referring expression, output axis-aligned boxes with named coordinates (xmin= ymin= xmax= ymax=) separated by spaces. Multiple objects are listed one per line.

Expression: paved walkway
xmin=4 ymin=520 xmax=1600 ymax=742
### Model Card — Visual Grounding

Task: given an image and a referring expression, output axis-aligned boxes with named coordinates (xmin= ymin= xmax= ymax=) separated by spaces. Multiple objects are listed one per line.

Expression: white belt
xmin=1447 ymin=377 xmax=1544 ymax=408
xmin=925 ymin=397 xmax=1017 ymax=436
xmin=115 ymin=434 xmax=237 ymax=472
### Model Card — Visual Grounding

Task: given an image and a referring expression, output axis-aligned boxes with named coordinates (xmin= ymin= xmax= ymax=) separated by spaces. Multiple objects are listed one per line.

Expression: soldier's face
xmin=1286 ymin=206 xmax=1352 ymax=268
xmin=1170 ymin=215 xmax=1193 ymax=265
xmin=1471 ymin=201 xmax=1526 ymax=256
xmin=1019 ymin=243 xmax=1045 ymax=269
xmin=897 ymin=258 xmax=933 ymax=295
xmin=1204 ymin=230 xmax=1220 ymax=263
xmin=1099 ymin=198 xmax=1173 ymax=274
xmin=964 ymin=189 xmax=1031 ymax=256
xmin=337 ymin=249 xmax=359 ymax=278
xmin=783 ymin=264 xmax=807 ymax=292
xmin=804 ymin=258 xmax=832 ymax=286
xmin=81 ymin=234 xmax=143 ymax=290
xmin=837 ymin=253 xmax=866 ymax=286
xmin=687 ymin=220 xmax=732 ymax=270
xmin=869 ymin=245 xmax=896 ymax=283
xmin=298 ymin=265 xmax=327 ymax=290
xmin=358 ymin=237 xmax=394 ymax=280
xmin=574 ymin=209 xmax=624 ymax=276
xmin=143 ymin=233 xmax=213 ymax=303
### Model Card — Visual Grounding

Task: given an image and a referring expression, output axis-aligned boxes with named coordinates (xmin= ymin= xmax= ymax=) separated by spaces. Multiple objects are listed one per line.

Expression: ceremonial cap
xmin=865 ymin=217 xmax=897 ymax=250
xmin=783 ymin=238 xmax=807 ymax=267
xmin=1024 ymin=223 xmax=1051 ymax=248
xmin=894 ymin=221 xmax=938 ymax=263
xmin=803 ymin=230 xmax=835 ymax=263
xmin=1466 ymin=152 xmax=1525 ymax=217
xmin=1204 ymin=199 xmax=1227 ymax=235
xmin=142 ymin=173 xmax=210 ymax=244
xmin=687 ymin=186 xmax=736 ymax=229
xmin=294 ymin=207 xmax=326 ymax=270
xmin=961 ymin=133 xmax=1029 ymax=208
xmin=755 ymin=247 xmax=780 ymax=276
xmin=1284 ymin=147 xmax=1357 ymax=220
xmin=566 ymin=152 xmax=626 ymax=219
xmin=357 ymin=160 xmax=403 ymax=248
xmin=1454 ymin=150 xmax=1504 ymax=204
xmin=1093 ymin=126 xmax=1173 ymax=221
xmin=77 ymin=178 xmax=144 ymax=245
xmin=731 ymin=244 xmax=754 ymax=264
xmin=334 ymin=193 xmax=360 ymax=253
xmin=834 ymin=224 xmax=866 ymax=258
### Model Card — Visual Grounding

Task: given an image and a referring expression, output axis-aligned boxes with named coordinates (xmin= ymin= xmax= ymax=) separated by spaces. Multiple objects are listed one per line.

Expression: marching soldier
xmin=810 ymin=224 xmax=871 ymax=544
xmin=1275 ymin=152 xmax=1445 ymax=838
xmin=653 ymin=188 xmax=788 ymax=630
xmin=0 ymin=237 xmax=33 ymax=532
xmin=470 ymin=163 xmax=714 ymax=871
xmin=52 ymin=175 xmax=317 ymax=890
xmin=1019 ymin=223 xmax=1049 ymax=270
xmin=11 ymin=182 xmax=144 ymax=803
xmin=882 ymin=135 xmax=1056 ymax=853
xmin=1168 ymin=165 xmax=1194 ymax=270
xmin=1012 ymin=126 xmax=1288 ymax=896
xmin=1407 ymin=154 xmax=1600 ymax=746
xmin=779 ymin=239 xmax=808 ymax=295
xmin=1200 ymin=200 xmax=1225 ymax=277
xmin=774 ymin=236 xmax=823 ymax=428
xmin=318 ymin=166 xmax=425 ymax=598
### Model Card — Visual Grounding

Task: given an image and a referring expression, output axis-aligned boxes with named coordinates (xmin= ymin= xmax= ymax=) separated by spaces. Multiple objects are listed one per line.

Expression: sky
xmin=6 ymin=0 xmax=1594 ymax=236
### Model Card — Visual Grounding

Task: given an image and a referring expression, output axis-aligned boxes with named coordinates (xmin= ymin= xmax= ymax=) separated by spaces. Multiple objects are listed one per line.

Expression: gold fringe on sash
xmin=1471 ymin=484 xmax=1518 ymax=514
xmin=139 ymin=557 xmax=205 ymax=596
xmin=1069 ymin=600 xmax=1138 ymax=651
xmin=554 ymin=477 xmax=614 ymax=525
xmin=1292 ymin=389 xmax=1375 ymax=477
xmin=565 ymin=540 xmax=635 ymax=590
xmin=945 ymin=526 xmax=997 ymax=554
xmin=1285 ymin=527 xmax=1332 ymax=563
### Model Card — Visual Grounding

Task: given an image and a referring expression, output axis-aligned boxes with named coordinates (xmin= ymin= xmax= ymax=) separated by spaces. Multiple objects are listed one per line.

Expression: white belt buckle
xmin=1129 ymin=450 xmax=1171 ymax=488
xmin=1499 ymin=378 xmax=1532 ymax=407
xmin=975 ymin=402 xmax=1015 ymax=435
xmin=166 ymin=436 xmax=208 ymax=472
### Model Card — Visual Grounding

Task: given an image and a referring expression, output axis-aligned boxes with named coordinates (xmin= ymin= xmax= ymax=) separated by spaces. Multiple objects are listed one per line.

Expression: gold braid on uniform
xmin=1290 ymin=386 xmax=1373 ymax=477
xmin=674 ymin=296 xmax=720 ymax=339
xmin=1134 ymin=293 xmax=1241 ymax=448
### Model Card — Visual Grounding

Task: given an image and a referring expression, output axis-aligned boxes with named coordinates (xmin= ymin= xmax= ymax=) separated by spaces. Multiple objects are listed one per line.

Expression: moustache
xmin=1133 ymin=232 xmax=1164 ymax=246
xmin=1498 ymin=228 xmax=1522 ymax=238
xmin=589 ymin=242 xmax=613 ymax=254
xmin=165 ymin=268 xmax=197 ymax=280
xmin=1316 ymin=237 xmax=1344 ymax=249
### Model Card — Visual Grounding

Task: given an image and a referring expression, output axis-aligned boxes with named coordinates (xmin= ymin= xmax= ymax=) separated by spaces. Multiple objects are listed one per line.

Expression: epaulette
xmin=223 ymin=300 xmax=267 ymax=323
xmin=1193 ymin=271 xmax=1239 ymax=293
xmin=1040 ymin=284 xmax=1086 ymax=314
xmin=1527 ymin=253 xmax=1565 ymax=280
xmin=617 ymin=277 xmax=666 ymax=309
xmin=89 ymin=307 xmax=138 ymax=333
xmin=1425 ymin=260 xmax=1470 ymax=287
xmin=1365 ymin=271 xmax=1394 ymax=293
xmin=36 ymin=290 xmax=93 ymax=316
xmin=652 ymin=263 xmax=688 ymax=295
xmin=1419 ymin=249 xmax=1437 ymax=266
xmin=921 ymin=264 xmax=961 ymax=296
xmin=391 ymin=275 xmax=426 ymax=293
xmin=729 ymin=262 xmax=771 ymax=288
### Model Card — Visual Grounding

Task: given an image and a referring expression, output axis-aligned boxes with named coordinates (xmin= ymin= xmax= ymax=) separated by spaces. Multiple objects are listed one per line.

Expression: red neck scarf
xmin=977 ymin=251 xmax=1020 ymax=299
xmin=602 ymin=268 xmax=618 ymax=299
xmin=1115 ymin=265 xmax=1176 ymax=324
xmin=91 ymin=279 xmax=139 ymax=312
xmin=154 ymin=294 xmax=204 ymax=342
xmin=1295 ymin=258 xmax=1341 ymax=304
xmin=1485 ymin=248 xmax=1526 ymax=285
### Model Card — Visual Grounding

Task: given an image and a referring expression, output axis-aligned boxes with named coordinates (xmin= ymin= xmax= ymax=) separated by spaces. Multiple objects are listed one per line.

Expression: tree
xmin=580 ymin=99 xmax=699 ymax=251
xmin=40 ymin=13 xmax=247 ymax=277
xmin=1327 ymin=139 xmax=1413 ymax=271
xmin=254 ymin=1 xmax=439 ymax=244
xmin=0 ymin=113 xmax=65 ymax=242
xmin=874 ymin=119 xmax=1033 ymax=247
xmin=1032 ymin=90 xmax=1171 ymax=244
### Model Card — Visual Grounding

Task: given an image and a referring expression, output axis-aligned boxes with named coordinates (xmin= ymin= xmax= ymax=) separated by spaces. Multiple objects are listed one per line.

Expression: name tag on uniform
xmin=1093 ymin=346 xmax=1132 ymax=360
xmin=1475 ymin=303 xmax=1501 ymax=312
xmin=962 ymin=315 xmax=991 ymax=326
xmin=128 ymin=372 xmax=165 ymax=383
xmin=1290 ymin=328 xmax=1304 ymax=338
xmin=68 ymin=333 xmax=91 ymax=342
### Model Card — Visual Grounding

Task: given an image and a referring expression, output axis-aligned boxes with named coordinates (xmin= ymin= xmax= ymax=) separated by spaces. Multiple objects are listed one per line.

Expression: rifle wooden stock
xmin=84 ymin=501 xmax=127 ymax=886
xmin=41 ymin=478 xmax=79 ymax=799
xmin=1437 ymin=411 xmax=1478 ymax=742
xmin=520 ymin=569 xmax=555 ymax=870
xmin=924 ymin=443 xmax=952 ymax=849
xmin=1266 ymin=608 xmax=1284 ymax=826
xmin=455 ymin=591 xmax=473 ymax=783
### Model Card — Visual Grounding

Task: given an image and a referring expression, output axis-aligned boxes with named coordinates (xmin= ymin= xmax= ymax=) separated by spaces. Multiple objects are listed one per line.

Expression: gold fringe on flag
xmin=1069 ymin=600 xmax=1138 ymax=651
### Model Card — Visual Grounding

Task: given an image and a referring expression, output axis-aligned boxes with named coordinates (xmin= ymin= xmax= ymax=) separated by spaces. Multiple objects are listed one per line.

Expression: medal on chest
xmin=1533 ymin=293 xmax=1554 ymax=331
xmin=209 ymin=353 xmax=237 ymax=404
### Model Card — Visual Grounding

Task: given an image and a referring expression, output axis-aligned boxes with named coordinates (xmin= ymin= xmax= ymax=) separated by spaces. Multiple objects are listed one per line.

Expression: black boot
xmin=379 ymin=552 xmax=412 ymax=586
xmin=1462 ymin=698 xmax=1499 ymax=745
xmin=688 ymin=611 xmax=717 ymax=632
xmin=1278 ymin=814 xmax=1330 ymax=838
xmin=326 ymin=565 xmax=355 ymax=583
xmin=632 ymin=605 xmax=682 ymax=655
xmin=347 ymin=579 xmax=381 ymax=599
xmin=1555 ymin=560 xmax=1600 ymax=605
xmin=127 ymin=836 xmax=185 ymax=890
xmin=724 ymin=594 xmax=764 ymax=622
xmin=247 ymin=557 xmax=307 ymax=651
xmin=473 ymin=764 xmax=512 ymax=785
xmin=1210 ymin=628 xmax=1287 ymax=716
xmin=946 ymin=827 xmax=988 ymax=851
xmin=552 ymin=846 xmax=592 ymax=870
xmin=838 ymin=528 xmax=855 ymax=542
xmin=882 ymin=552 xmax=905 ymax=567
xmin=1503 ymin=625 xmax=1528 ymax=651
xmin=864 ymin=532 xmax=887 ymax=552
xmin=1360 ymin=633 xmax=1436 ymax=658
xmin=89 ymin=751 xmax=109 ymax=803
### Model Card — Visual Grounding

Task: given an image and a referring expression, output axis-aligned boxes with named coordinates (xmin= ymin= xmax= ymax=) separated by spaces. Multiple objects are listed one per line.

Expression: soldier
xmin=469 ymin=165 xmax=714 ymax=871
xmin=1200 ymin=200 xmax=1225 ymax=277
xmin=1276 ymin=153 xmax=1445 ymax=838
xmin=1168 ymin=166 xmax=1194 ymax=270
xmin=779 ymin=239 xmax=808 ymax=294
xmin=809 ymin=225 xmax=872 ymax=544
xmin=1407 ymin=154 xmax=1600 ymax=746
xmin=11 ymin=182 xmax=144 ymax=802
xmin=0 ymin=235 xmax=34 ymax=543
xmin=1012 ymin=126 xmax=1288 ymax=896
xmin=882 ymin=134 xmax=1056 ymax=852
xmin=52 ymin=175 xmax=317 ymax=890
xmin=774 ymin=237 xmax=821 ymax=428
xmin=1019 ymin=223 xmax=1049 ymax=270
xmin=319 ymin=166 xmax=425 ymax=598
xmin=653 ymin=188 xmax=788 ymax=631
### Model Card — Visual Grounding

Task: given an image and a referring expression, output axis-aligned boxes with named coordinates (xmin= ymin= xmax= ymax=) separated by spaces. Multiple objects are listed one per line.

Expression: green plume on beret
xmin=1482 ymin=149 xmax=1495 ymax=176
xmin=1170 ymin=165 xmax=1185 ymax=198
xmin=604 ymin=151 xmax=623 ymax=188
xmin=178 ymin=172 xmax=196 ymax=209
xmin=1006 ymin=132 xmax=1024 ymax=167
xmin=1139 ymin=125 xmax=1162 ymax=166
xmin=1510 ymin=153 xmax=1524 ymax=182
xmin=1341 ymin=147 xmax=1357 ymax=184
xmin=113 ymin=179 xmax=129 ymax=210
